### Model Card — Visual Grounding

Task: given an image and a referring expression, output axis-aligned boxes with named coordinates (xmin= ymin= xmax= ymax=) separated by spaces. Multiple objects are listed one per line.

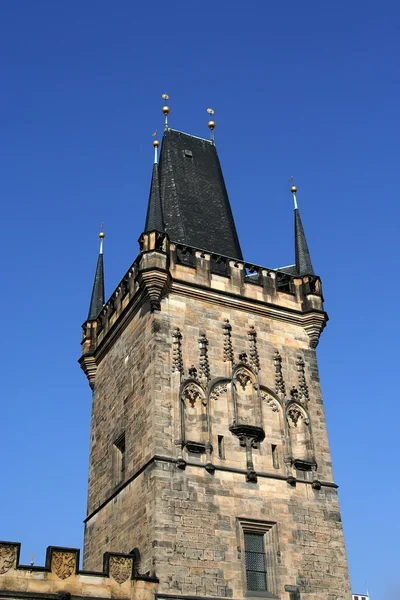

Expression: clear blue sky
xmin=1 ymin=2 xmax=398 ymax=598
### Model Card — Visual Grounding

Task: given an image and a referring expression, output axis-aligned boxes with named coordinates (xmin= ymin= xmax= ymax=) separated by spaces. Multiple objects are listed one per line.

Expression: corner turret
xmin=87 ymin=230 xmax=105 ymax=320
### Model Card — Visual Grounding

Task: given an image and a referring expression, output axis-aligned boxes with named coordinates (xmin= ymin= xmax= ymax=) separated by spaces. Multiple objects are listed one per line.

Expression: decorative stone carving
xmin=235 ymin=368 xmax=251 ymax=390
xmin=52 ymin=551 xmax=76 ymax=580
xmin=0 ymin=545 xmax=17 ymax=575
xmin=185 ymin=440 xmax=206 ymax=454
xmin=198 ymin=333 xmax=210 ymax=380
xmin=210 ymin=382 xmax=228 ymax=402
xmin=172 ymin=328 xmax=184 ymax=374
xmin=248 ymin=326 xmax=260 ymax=371
xmin=238 ymin=352 xmax=248 ymax=363
xmin=260 ymin=390 xmax=279 ymax=413
xmin=290 ymin=386 xmax=300 ymax=402
xmin=229 ymin=424 xmax=265 ymax=483
xmin=182 ymin=383 xmax=202 ymax=408
xmin=296 ymin=355 xmax=309 ymax=401
xmin=109 ymin=555 xmax=133 ymax=584
xmin=188 ymin=365 xmax=198 ymax=379
xmin=273 ymin=350 xmax=285 ymax=396
xmin=287 ymin=405 xmax=302 ymax=427
xmin=222 ymin=319 xmax=234 ymax=362
xmin=287 ymin=404 xmax=309 ymax=427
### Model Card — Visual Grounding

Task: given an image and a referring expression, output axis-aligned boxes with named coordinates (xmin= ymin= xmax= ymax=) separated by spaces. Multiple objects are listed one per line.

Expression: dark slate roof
xmin=146 ymin=129 xmax=242 ymax=260
xmin=88 ymin=253 xmax=105 ymax=320
xmin=144 ymin=162 xmax=163 ymax=232
xmin=295 ymin=208 xmax=314 ymax=276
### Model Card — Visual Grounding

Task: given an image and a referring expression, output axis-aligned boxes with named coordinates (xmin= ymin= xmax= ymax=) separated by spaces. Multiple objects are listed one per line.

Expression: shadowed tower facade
xmin=80 ymin=107 xmax=351 ymax=600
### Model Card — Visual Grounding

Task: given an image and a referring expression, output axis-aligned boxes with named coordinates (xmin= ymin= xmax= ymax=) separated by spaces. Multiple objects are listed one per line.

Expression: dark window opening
xmin=211 ymin=256 xmax=228 ymax=276
xmin=276 ymin=273 xmax=293 ymax=293
xmin=244 ymin=532 xmax=268 ymax=592
xmin=218 ymin=435 xmax=225 ymax=459
xmin=271 ymin=444 xmax=279 ymax=469
xmin=114 ymin=433 xmax=126 ymax=483
xmin=176 ymin=246 xmax=195 ymax=267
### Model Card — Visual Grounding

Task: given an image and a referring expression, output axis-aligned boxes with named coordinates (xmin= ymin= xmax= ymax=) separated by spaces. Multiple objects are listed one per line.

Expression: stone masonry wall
xmin=83 ymin=264 xmax=351 ymax=599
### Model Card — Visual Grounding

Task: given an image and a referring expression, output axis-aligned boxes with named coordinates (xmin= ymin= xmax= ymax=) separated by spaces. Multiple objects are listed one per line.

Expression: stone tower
xmin=79 ymin=117 xmax=351 ymax=600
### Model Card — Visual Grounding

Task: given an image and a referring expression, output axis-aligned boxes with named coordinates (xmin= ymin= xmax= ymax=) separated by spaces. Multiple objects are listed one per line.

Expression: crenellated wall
xmin=0 ymin=542 xmax=157 ymax=600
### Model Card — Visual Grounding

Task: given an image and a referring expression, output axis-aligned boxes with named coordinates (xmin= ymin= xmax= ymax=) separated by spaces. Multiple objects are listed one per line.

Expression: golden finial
xmin=153 ymin=133 xmax=160 ymax=164
xmin=99 ymin=224 xmax=105 ymax=252
xmin=207 ymin=108 xmax=216 ymax=142
xmin=162 ymin=94 xmax=170 ymax=129
xmin=289 ymin=177 xmax=298 ymax=209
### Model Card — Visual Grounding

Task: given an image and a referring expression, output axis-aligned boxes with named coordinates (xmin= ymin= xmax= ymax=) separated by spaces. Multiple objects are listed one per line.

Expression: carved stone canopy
xmin=293 ymin=458 xmax=316 ymax=471
xmin=234 ymin=368 xmax=253 ymax=390
xmin=184 ymin=440 xmax=207 ymax=454
xmin=229 ymin=424 xmax=265 ymax=444
xmin=181 ymin=382 xmax=203 ymax=407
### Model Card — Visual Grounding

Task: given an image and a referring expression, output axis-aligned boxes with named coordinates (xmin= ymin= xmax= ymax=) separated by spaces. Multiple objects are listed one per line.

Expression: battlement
xmin=80 ymin=232 xmax=327 ymax=388
xmin=0 ymin=542 xmax=157 ymax=600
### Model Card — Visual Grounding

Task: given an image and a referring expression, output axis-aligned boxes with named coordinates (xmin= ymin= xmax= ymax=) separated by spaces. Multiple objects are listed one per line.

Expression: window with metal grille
xmin=244 ymin=532 xmax=268 ymax=592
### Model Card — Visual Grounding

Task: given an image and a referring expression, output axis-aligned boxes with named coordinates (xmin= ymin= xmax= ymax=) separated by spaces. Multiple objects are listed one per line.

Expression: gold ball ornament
xmin=162 ymin=106 xmax=170 ymax=115
xmin=99 ymin=231 xmax=105 ymax=238
xmin=153 ymin=139 xmax=160 ymax=147
xmin=208 ymin=120 xmax=216 ymax=130
xmin=291 ymin=185 xmax=297 ymax=193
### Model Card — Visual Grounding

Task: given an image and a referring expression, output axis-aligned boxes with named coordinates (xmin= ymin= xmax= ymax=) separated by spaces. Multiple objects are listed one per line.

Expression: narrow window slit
xmin=218 ymin=435 xmax=225 ymax=459
xmin=114 ymin=433 xmax=126 ymax=484
xmin=271 ymin=444 xmax=279 ymax=469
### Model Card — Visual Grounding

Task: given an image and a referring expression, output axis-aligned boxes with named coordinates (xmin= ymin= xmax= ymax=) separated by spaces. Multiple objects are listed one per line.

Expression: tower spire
xmin=291 ymin=184 xmax=315 ymax=276
xmin=144 ymin=137 xmax=164 ymax=233
xmin=87 ymin=229 xmax=105 ymax=321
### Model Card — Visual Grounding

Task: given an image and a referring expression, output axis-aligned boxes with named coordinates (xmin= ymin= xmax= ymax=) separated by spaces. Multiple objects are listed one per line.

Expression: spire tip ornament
xmin=207 ymin=108 xmax=215 ymax=143
xmin=162 ymin=94 xmax=170 ymax=130
xmin=289 ymin=177 xmax=298 ymax=209
xmin=152 ymin=132 xmax=160 ymax=164
xmin=99 ymin=225 xmax=105 ymax=253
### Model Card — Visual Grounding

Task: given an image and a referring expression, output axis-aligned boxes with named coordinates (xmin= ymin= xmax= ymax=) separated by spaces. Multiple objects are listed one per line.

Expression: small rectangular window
xmin=114 ymin=433 xmax=126 ymax=483
xmin=218 ymin=435 xmax=225 ymax=459
xmin=244 ymin=532 xmax=268 ymax=592
xmin=271 ymin=444 xmax=279 ymax=469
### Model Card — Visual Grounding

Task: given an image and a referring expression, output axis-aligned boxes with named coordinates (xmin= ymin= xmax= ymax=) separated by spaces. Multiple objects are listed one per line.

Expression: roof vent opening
xmin=184 ymin=149 xmax=193 ymax=158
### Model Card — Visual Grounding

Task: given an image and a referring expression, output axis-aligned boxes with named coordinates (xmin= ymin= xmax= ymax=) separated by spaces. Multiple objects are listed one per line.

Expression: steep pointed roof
xmin=144 ymin=128 xmax=243 ymax=260
xmin=294 ymin=205 xmax=314 ymax=276
xmin=144 ymin=161 xmax=163 ymax=232
xmin=87 ymin=236 xmax=105 ymax=321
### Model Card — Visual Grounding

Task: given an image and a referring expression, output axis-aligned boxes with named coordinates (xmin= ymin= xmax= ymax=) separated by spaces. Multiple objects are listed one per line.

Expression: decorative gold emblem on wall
xmin=0 ymin=545 xmax=17 ymax=575
xmin=52 ymin=551 xmax=76 ymax=580
xmin=109 ymin=555 xmax=133 ymax=584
